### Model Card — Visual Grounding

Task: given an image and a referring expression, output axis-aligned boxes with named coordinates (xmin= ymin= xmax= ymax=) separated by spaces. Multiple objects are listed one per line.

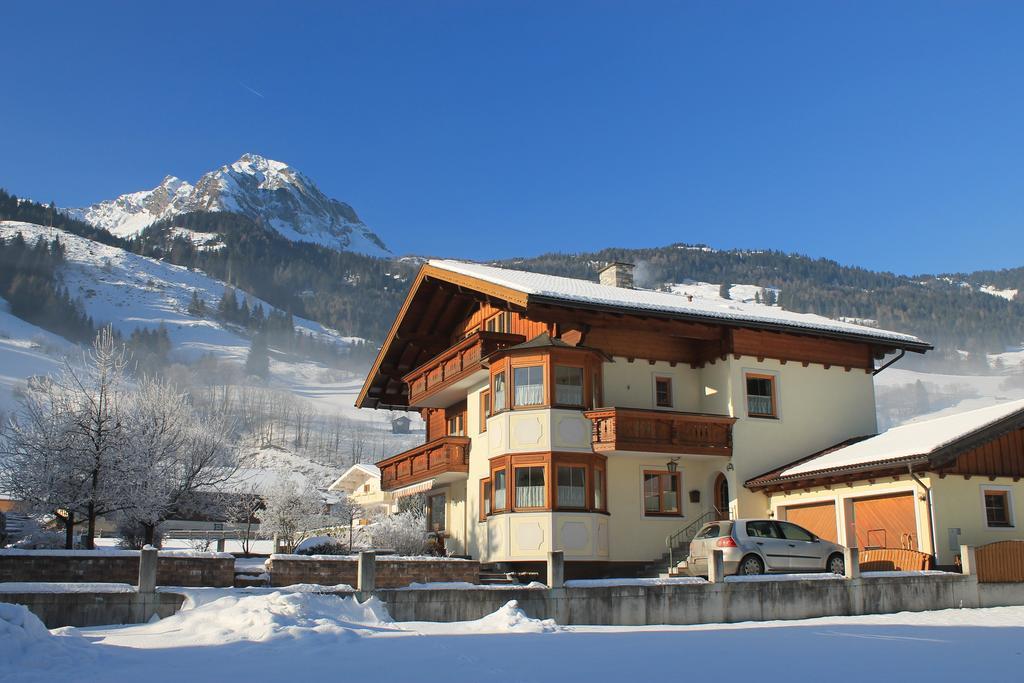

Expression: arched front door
xmin=713 ymin=473 xmax=729 ymax=519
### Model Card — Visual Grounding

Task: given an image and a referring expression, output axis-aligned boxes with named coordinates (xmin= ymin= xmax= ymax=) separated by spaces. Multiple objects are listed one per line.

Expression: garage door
xmin=784 ymin=501 xmax=838 ymax=543
xmin=852 ymin=493 xmax=917 ymax=550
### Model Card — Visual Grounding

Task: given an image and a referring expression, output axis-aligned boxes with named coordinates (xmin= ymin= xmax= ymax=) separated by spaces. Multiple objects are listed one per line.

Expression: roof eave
xmin=745 ymin=455 xmax=930 ymax=491
xmin=527 ymin=294 xmax=932 ymax=353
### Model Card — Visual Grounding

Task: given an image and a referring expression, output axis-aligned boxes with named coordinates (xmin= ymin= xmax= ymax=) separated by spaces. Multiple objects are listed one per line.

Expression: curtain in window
xmin=555 ymin=366 xmax=584 ymax=405
xmin=493 ymin=373 xmax=506 ymax=411
xmin=557 ymin=466 xmax=586 ymax=507
xmin=514 ymin=366 xmax=544 ymax=406
xmin=493 ymin=470 xmax=507 ymax=509
xmin=515 ymin=466 xmax=545 ymax=507
xmin=747 ymin=395 xmax=772 ymax=415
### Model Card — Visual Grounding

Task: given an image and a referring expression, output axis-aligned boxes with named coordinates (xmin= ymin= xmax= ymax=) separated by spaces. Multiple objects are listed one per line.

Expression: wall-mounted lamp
xmin=725 ymin=463 xmax=734 ymax=471
xmin=666 ymin=457 xmax=680 ymax=474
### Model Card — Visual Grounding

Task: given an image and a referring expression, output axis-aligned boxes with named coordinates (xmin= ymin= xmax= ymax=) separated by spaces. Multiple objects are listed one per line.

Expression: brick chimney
xmin=599 ymin=262 xmax=635 ymax=289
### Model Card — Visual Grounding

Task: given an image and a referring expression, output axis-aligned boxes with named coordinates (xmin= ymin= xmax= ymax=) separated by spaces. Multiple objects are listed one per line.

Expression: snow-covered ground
xmin=4 ymin=591 xmax=1024 ymax=683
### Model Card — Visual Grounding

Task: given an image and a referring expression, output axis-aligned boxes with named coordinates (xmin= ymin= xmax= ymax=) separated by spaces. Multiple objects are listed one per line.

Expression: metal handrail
xmin=666 ymin=510 xmax=718 ymax=569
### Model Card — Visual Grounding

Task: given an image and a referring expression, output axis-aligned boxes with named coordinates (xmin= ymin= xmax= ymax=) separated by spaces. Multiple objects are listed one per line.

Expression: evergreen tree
xmin=244 ymin=333 xmax=270 ymax=379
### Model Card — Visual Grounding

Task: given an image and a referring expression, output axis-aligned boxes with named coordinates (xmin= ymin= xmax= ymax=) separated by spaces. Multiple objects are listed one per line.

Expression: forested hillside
xmin=4 ymin=188 xmax=1024 ymax=368
xmin=500 ymin=245 xmax=1024 ymax=364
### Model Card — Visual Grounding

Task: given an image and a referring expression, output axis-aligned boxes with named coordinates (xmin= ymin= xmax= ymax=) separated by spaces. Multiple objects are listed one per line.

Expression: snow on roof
xmin=327 ymin=463 xmax=381 ymax=491
xmin=781 ymin=399 xmax=1024 ymax=478
xmin=428 ymin=260 xmax=927 ymax=348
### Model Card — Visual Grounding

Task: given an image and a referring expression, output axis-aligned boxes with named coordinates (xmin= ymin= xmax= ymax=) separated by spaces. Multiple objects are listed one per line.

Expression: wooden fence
xmin=858 ymin=548 xmax=933 ymax=572
xmin=975 ymin=540 xmax=1024 ymax=583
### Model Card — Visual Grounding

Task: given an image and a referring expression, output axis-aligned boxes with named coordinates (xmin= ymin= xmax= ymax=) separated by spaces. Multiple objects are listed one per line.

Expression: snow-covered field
xmin=3 ymin=591 xmax=1023 ymax=683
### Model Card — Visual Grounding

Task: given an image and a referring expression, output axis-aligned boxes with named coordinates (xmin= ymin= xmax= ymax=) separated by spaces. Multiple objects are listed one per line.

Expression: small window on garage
xmin=984 ymin=489 xmax=1014 ymax=528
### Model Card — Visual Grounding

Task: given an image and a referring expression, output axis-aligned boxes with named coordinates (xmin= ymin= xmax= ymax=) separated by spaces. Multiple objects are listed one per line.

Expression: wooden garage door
xmin=852 ymin=493 xmax=917 ymax=550
xmin=784 ymin=501 xmax=838 ymax=543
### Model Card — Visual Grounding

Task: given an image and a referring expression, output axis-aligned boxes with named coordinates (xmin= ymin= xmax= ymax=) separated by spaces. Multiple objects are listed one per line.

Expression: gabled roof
xmin=327 ymin=463 xmax=381 ymax=492
xmin=746 ymin=399 xmax=1024 ymax=490
xmin=357 ymin=259 xmax=931 ymax=409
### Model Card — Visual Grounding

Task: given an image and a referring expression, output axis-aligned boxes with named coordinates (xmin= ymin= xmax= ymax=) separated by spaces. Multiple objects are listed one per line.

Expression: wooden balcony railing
xmin=583 ymin=407 xmax=736 ymax=457
xmin=403 ymin=330 xmax=525 ymax=406
xmin=377 ymin=436 xmax=471 ymax=491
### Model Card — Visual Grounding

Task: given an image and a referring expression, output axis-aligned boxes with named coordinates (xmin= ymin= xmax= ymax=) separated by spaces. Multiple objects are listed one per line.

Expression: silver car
xmin=686 ymin=519 xmax=847 ymax=576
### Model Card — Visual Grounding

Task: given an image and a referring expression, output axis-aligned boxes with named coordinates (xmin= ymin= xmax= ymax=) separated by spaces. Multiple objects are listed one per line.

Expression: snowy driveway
xmin=3 ymin=591 xmax=1023 ymax=683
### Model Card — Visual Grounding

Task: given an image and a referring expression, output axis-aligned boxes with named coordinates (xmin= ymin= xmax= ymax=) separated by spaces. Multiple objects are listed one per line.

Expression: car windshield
xmin=745 ymin=520 xmax=781 ymax=538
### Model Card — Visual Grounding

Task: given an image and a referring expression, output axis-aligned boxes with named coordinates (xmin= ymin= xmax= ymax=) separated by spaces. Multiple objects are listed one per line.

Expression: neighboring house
xmin=746 ymin=400 xmax=1024 ymax=567
xmin=356 ymin=260 xmax=931 ymax=575
xmin=392 ymin=416 xmax=412 ymax=434
xmin=328 ymin=463 xmax=394 ymax=518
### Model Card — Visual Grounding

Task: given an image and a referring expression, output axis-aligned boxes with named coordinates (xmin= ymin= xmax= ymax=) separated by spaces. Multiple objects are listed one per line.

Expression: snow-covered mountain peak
xmin=68 ymin=155 xmax=391 ymax=257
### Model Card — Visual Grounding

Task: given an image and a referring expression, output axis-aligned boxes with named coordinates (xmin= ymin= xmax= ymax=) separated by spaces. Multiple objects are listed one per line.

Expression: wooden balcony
xmin=403 ymin=330 xmax=525 ymax=408
xmin=377 ymin=436 xmax=471 ymax=492
xmin=584 ymin=407 xmax=736 ymax=457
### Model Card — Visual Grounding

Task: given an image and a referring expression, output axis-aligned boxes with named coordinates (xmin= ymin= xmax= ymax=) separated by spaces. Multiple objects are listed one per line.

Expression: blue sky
xmin=1 ymin=1 xmax=1022 ymax=274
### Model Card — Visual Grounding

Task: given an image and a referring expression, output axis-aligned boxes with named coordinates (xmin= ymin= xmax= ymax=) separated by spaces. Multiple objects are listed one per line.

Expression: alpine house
xmin=356 ymin=260 xmax=932 ymax=576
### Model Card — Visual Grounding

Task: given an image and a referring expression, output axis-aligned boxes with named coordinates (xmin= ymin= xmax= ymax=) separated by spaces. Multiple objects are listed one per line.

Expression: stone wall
xmin=379 ymin=574 xmax=990 ymax=625
xmin=266 ymin=555 xmax=480 ymax=588
xmin=0 ymin=550 xmax=234 ymax=587
xmin=1 ymin=590 xmax=186 ymax=628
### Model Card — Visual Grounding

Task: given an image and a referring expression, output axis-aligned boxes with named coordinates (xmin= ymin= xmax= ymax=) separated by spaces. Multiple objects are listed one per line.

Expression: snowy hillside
xmin=667 ymin=280 xmax=781 ymax=306
xmin=0 ymin=296 xmax=72 ymax=415
xmin=0 ymin=220 xmax=422 ymax=479
xmin=0 ymin=221 xmax=347 ymax=363
xmin=67 ymin=154 xmax=391 ymax=257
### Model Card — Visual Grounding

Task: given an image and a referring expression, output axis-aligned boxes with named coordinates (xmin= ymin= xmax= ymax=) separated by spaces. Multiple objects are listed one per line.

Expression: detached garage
xmin=747 ymin=400 xmax=1024 ymax=566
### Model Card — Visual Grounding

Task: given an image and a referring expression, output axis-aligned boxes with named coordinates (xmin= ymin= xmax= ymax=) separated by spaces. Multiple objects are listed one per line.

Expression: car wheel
xmin=738 ymin=555 xmax=765 ymax=576
xmin=827 ymin=553 xmax=845 ymax=575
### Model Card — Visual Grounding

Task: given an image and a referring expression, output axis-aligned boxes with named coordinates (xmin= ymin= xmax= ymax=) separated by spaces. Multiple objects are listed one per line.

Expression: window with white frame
xmin=983 ymin=487 xmax=1014 ymax=528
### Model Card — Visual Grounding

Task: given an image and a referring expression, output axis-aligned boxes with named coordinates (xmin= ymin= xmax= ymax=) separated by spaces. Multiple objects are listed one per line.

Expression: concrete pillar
xmin=960 ymin=545 xmax=977 ymax=576
xmin=216 ymin=537 xmax=226 ymax=553
xmin=844 ymin=547 xmax=860 ymax=579
xmin=357 ymin=551 xmax=376 ymax=594
xmin=708 ymin=549 xmax=725 ymax=583
xmin=547 ymin=551 xmax=564 ymax=589
xmin=138 ymin=545 xmax=158 ymax=594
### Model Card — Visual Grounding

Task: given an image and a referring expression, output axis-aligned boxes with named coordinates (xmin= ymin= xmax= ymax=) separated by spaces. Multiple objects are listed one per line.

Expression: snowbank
xmin=110 ymin=591 xmax=396 ymax=648
xmin=0 ymin=602 xmax=92 ymax=669
xmin=405 ymin=600 xmax=560 ymax=635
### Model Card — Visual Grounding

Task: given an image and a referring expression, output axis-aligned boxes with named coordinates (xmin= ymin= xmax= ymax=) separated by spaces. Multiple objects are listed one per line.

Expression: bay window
xmin=554 ymin=366 xmax=584 ymax=406
xmin=513 ymin=365 xmax=544 ymax=406
xmin=557 ymin=465 xmax=586 ymax=508
xmin=515 ymin=466 xmax=546 ymax=508
xmin=493 ymin=469 xmax=507 ymax=511
xmin=479 ymin=479 xmax=491 ymax=521
xmin=493 ymin=372 xmax=507 ymax=412
xmin=594 ymin=465 xmax=605 ymax=511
